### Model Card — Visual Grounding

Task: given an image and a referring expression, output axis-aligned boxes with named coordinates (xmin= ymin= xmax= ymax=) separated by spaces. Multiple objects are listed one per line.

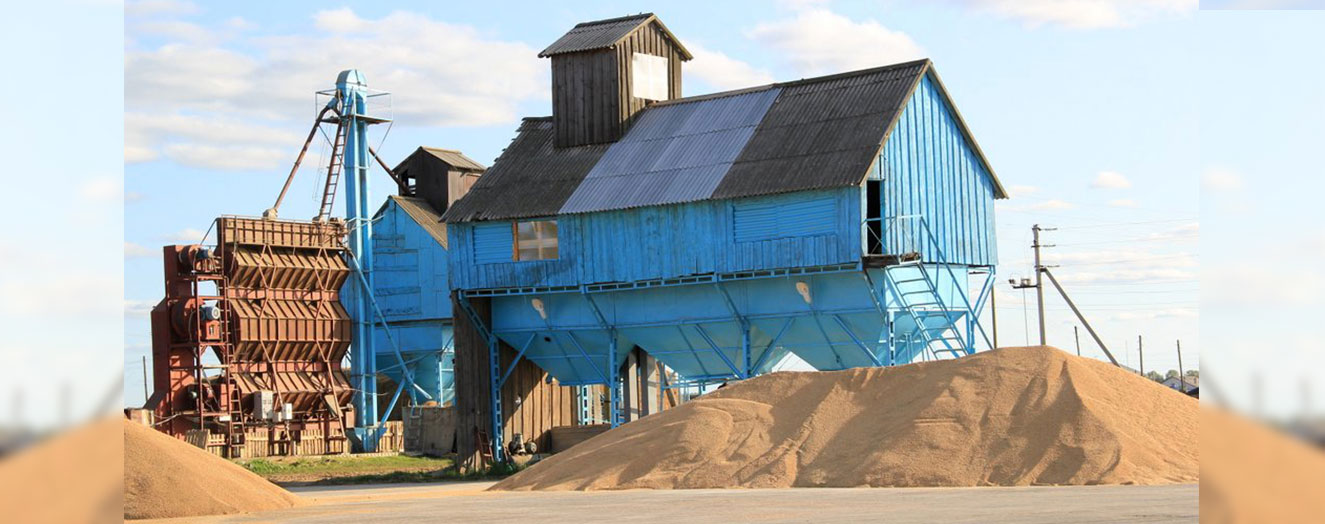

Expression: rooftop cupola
xmin=539 ymin=13 xmax=692 ymax=148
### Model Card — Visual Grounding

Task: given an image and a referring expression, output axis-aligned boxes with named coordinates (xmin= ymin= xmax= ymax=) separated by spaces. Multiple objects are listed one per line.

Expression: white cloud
xmin=125 ymin=0 xmax=197 ymax=17
xmin=125 ymin=242 xmax=155 ymax=258
xmin=953 ymin=0 xmax=1196 ymax=29
xmin=746 ymin=9 xmax=926 ymax=76
xmin=1030 ymin=199 xmax=1076 ymax=211
xmin=1202 ymin=166 xmax=1243 ymax=192
xmin=162 ymin=228 xmax=207 ymax=243
xmin=1091 ymin=170 xmax=1132 ymax=189
xmin=125 ymin=191 xmax=145 ymax=203
xmin=1008 ymin=185 xmax=1039 ymax=198
xmin=1108 ymin=198 xmax=1139 ymax=208
xmin=124 ymin=300 xmax=155 ymax=318
xmin=126 ymin=8 xmax=547 ymax=171
xmin=687 ymin=43 xmax=775 ymax=91
xmin=78 ymin=177 xmax=122 ymax=202
xmin=1112 ymin=308 xmax=1197 ymax=321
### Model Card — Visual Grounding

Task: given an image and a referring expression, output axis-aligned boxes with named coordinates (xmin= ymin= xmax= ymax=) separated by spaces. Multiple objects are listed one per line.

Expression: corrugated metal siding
xmin=472 ymin=222 xmax=513 ymax=265
xmin=732 ymin=192 xmax=836 ymax=242
xmin=560 ymin=88 xmax=780 ymax=214
xmin=450 ymin=188 xmax=859 ymax=290
xmin=880 ymin=73 xmax=997 ymax=266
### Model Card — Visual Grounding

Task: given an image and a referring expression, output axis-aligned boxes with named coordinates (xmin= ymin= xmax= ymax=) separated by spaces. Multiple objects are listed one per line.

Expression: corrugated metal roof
xmin=539 ymin=13 xmax=693 ymax=60
xmin=419 ymin=147 xmax=486 ymax=172
xmin=446 ymin=59 xmax=1007 ymax=223
xmin=712 ymin=60 xmax=929 ymax=199
xmin=387 ymin=195 xmax=449 ymax=248
xmin=440 ymin=118 xmax=610 ymax=222
xmin=559 ymin=87 xmax=780 ymax=214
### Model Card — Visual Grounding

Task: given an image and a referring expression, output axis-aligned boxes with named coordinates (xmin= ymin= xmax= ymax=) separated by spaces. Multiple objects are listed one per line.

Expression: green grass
xmin=238 ymin=454 xmax=453 ymax=482
xmin=236 ymin=454 xmax=528 ymax=486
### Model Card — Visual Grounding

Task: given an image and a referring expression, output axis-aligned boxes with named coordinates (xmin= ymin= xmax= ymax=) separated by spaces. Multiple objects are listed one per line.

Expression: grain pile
xmin=494 ymin=346 xmax=1198 ymax=491
xmin=124 ymin=419 xmax=305 ymax=520
xmin=1200 ymin=407 xmax=1325 ymax=523
xmin=0 ymin=417 xmax=122 ymax=523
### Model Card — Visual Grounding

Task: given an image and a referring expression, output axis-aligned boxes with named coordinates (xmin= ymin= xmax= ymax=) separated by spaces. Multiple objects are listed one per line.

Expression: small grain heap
xmin=124 ymin=418 xmax=305 ymax=520
xmin=494 ymin=346 xmax=1198 ymax=491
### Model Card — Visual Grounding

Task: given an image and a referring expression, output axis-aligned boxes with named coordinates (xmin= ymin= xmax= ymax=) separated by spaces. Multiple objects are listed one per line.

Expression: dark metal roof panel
xmin=539 ymin=14 xmax=652 ymax=57
xmin=419 ymin=147 xmax=486 ymax=172
xmin=712 ymin=60 xmax=929 ymax=199
xmin=387 ymin=195 xmax=449 ymax=248
xmin=441 ymin=118 xmax=609 ymax=223
xmin=558 ymin=88 xmax=780 ymax=214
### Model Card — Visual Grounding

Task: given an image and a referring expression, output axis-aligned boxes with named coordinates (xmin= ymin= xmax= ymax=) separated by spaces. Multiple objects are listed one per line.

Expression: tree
xmin=1166 ymin=369 xmax=1180 ymax=380
xmin=1145 ymin=371 xmax=1164 ymax=382
xmin=1184 ymin=369 xmax=1199 ymax=378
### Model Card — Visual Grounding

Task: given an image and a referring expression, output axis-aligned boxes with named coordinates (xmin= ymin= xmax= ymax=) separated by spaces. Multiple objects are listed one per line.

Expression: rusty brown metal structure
xmin=148 ymin=216 xmax=355 ymax=457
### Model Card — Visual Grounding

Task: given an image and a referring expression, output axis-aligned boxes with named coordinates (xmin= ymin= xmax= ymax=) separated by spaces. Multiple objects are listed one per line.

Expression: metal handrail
xmin=861 ymin=214 xmax=994 ymax=351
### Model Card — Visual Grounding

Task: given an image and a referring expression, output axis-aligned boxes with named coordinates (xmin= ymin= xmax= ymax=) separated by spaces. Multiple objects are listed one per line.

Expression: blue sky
xmin=121 ymin=0 xmax=1206 ymax=409
xmin=113 ymin=0 xmax=1325 ymax=419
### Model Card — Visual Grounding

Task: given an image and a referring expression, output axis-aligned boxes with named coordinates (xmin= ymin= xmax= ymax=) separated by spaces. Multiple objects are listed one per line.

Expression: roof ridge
xmin=649 ymin=58 xmax=931 ymax=109
xmin=571 ymin=13 xmax=653 ymax=29
xmin=773 ymin=58 xmax=931 ymax=88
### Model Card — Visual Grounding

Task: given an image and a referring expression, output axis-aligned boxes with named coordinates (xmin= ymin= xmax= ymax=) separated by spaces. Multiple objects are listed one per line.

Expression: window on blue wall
xmin=472 ymin=222 xmax=514 ymax=264
xmin=515 ymin=220 xmax=559 ymax=261
xmin=732 ymin=194 xmax=836 ymax=242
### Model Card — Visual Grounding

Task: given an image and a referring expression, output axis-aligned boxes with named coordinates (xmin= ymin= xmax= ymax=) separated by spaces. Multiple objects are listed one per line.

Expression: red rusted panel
xmin=149 ymin=217 xmax=355 ymax=457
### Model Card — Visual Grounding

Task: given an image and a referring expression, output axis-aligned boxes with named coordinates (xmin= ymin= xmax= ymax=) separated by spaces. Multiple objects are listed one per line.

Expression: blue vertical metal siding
xmin=370 ymin=200 xmax=455 ymax=405
xmin=372 ymin=201 xmax=452 ymax=320
xmin=732 ymin=192 xmax=836 ymax=242
xmin=449 ymin=188 xmax=860 ymax=290
xmin=880 ymin=72 xmax=997 ymax=267
xmin=472 ymin=222 xmax=514 ymax=265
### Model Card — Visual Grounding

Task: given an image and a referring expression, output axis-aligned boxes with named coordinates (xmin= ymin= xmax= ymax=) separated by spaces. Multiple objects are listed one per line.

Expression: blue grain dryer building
xmin=442 ymin=14 xmax=1008 ymax=462
xmin=367 ymin=147 xmax=484 ymax=414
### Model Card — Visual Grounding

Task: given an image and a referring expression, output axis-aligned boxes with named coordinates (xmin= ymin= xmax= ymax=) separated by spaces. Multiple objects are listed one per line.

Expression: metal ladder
xmin=317 ymin=120 xmax=348 ymax=221
xmin=883 ymin=259 xmax=968 ymax=360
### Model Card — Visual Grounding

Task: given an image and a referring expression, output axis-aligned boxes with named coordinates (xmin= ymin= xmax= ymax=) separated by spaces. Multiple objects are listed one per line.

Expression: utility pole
xmin=1176 ymin=340 xmax=1185 ymax=393
xmin=1041 ymin=267 xmax=1120 ymax=366
xmin=1031 ymin=224 xmax=1054 ymax=346
xmin=1138 ymin=335 xmax=1145 ymax=378
xmin=142 ymin=356 xmax=150 ymax=405
xmin=1073 ymin=326 xmax=1081 ymax=357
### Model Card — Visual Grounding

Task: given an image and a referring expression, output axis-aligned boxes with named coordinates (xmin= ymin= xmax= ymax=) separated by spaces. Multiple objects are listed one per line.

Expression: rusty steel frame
xmin=148 ymin=216 xmax=355 ymax=457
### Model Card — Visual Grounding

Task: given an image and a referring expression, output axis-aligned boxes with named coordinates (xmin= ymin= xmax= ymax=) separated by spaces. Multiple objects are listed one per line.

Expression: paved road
xmin=140 ymin=481 xmax=1198 ymax=523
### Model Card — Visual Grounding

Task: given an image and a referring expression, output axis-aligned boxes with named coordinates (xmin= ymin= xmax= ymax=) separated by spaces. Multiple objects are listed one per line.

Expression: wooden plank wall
xmin=452 ymin=293 xmax=580 ymax=468
xmin=552 ymin=20 xmax=685 ymax=148
xmin=616 ymin=21 xmax=684 ymax=128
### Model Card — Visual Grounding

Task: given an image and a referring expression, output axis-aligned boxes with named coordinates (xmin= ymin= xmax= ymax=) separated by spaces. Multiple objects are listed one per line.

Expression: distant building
xmin=1162 ymin=375 xmax=1199 ymax=393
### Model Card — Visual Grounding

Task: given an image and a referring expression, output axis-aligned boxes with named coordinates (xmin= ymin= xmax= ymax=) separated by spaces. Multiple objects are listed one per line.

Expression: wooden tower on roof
xmin=539 ymin=13 xmax=693 ymax=147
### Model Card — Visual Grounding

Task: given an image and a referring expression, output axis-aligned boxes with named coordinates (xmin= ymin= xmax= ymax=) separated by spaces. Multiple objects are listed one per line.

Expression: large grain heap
xmin=123 ymin=419 xmax=304 ymax=520
xmin=495 ymin=346 xmax=1198 ymax=491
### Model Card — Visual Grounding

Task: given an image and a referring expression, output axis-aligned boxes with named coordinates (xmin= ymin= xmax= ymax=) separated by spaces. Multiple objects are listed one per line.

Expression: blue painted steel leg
xmin=456 ymin=294 xmax=503 ymax=463
xmin=608 ymin=336 xmax=621 ymax=427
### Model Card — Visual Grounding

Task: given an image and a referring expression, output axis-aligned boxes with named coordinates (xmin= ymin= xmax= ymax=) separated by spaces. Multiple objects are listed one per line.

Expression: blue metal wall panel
xmin=369 ymin=199 xmax=456 ymax=405
xmin=450 ymin=188 xmax=860 ymax=291
xmin=879 ymin=72 xmax=998 ymax=266
xmin=472 ymin=222 xmax=514 ymax=264
xmin=733 ymin=192 xmax=836 ymax=242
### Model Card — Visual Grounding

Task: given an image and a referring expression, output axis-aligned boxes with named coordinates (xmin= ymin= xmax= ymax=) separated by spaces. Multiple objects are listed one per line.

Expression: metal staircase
xmin=865 ymin=214 xmax=981 ymax=362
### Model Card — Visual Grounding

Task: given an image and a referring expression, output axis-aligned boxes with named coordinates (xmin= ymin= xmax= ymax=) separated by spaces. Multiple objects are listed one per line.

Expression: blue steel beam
xmin=692 ymin=324 xmax=746 ymax=379
xmin=497 ymin=333 xmax=539 ymax=389
xmin=673 ymin=325 xmax=715 ymax=378
xmin=456 ymin=293 xmax=504 ymax=463
xmin=750 ymin=318 xmax=792 ymax=373
xmin=831 ymin=314 xmax=882 ymax=367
